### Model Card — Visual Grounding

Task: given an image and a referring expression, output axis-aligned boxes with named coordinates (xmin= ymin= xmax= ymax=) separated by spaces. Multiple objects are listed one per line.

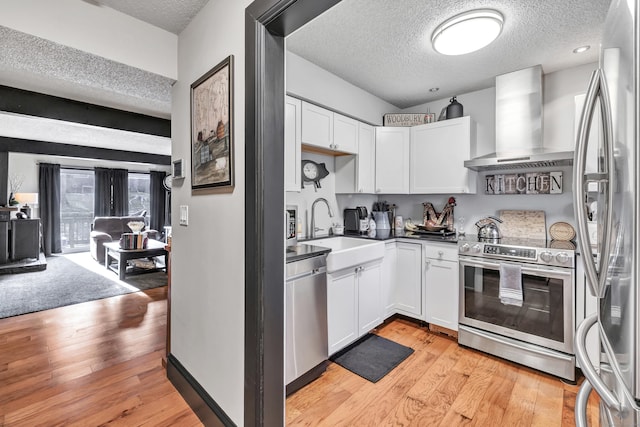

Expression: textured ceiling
xmin=91 ymin=0 xmax=210 ymax=34
xmin=286 ymin=0 xmax=612 ymax=108
xmin=0 ymin=26 xmax=173 ymax=119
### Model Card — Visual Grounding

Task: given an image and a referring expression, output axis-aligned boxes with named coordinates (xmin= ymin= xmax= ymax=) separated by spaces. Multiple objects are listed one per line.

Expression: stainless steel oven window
xmin=458 ymin=257 xmax=575 ymax=354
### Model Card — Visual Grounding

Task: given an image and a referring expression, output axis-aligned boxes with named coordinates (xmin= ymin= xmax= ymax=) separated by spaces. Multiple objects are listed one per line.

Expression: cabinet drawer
xmin=423 ymin=243 xmax=458 ymax=262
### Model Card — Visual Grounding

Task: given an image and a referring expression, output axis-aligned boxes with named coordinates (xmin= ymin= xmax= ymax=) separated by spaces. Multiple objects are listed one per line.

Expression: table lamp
xmin=14 ymin=193 xmax=38 ymax=218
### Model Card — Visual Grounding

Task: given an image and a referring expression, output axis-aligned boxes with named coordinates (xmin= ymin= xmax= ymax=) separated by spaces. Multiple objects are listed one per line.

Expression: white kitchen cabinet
xmin=395 ymin=241 xmax=423 ymax=318
xmin=410 ymin=116 xmax=477 ymax=194
xmin=380 ymin=241 xmax=397 ymax=317
xmin=284 ymin=96 xmax=302 ymax=192
xmin=335 ymin=122 xmax=376 ymax=193
xmin=327 ymin=267 xmax=358 ymax=355
xmin=300 ymin=101 xmax=358 ymax=154
xmin=301 ymin=101 xmax=333 ymax=150
xmin=375 ymin=127 xmax=410 ymax=193
xmin=357 ymin=262 xmax=382 ymax=335
xmin=333 ymin=113 xmax=358 ymax=154
xmin=327 ymin=259 xmax=383 ymax=355
xmin=423 ymin=243 xmax=459 ymax=331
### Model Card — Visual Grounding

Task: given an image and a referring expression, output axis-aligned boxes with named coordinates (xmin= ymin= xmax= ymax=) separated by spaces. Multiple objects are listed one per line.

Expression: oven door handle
xmin=459 ymin=259 xmax=572 ymax=278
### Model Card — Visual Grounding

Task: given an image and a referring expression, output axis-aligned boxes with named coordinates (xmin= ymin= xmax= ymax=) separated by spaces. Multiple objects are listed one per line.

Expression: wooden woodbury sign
xmin=485 ymin=172 xmax=563 ymax=195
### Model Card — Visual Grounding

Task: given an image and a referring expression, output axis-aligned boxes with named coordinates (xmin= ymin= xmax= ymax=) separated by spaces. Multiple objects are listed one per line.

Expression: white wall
xmin=0 ymin=0 xmax=177 ymax=79
xmin=544 ymin=62 xmax=598 ymax=151
xmin=286 ymin=52 xmax=399 ymax=125
xmin=170 ymin=1 xmax=250 ymax=424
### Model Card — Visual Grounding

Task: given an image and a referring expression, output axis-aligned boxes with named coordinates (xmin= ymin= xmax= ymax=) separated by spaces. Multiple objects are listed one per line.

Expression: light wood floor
xmin=1 ymin=289 xmax=601 ymax=427
xmin=287 ymin=318 xmax=601 ymax=426
xmin=0 ymin=286 xmax=203 ymax=427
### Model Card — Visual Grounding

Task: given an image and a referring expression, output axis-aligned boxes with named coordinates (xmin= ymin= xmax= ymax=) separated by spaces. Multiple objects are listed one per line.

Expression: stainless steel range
xmin=457 ymin=236 xmax=576 ymax=381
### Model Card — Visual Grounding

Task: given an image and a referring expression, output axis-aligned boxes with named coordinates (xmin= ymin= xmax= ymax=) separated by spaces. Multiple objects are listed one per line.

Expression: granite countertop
xmin=295 ymin=230 xmax=459 ymax=245
xmin=342 ymin=230 xmax=458 ymax=243
xmin=286 ymin=244 xmax=331 ymax=263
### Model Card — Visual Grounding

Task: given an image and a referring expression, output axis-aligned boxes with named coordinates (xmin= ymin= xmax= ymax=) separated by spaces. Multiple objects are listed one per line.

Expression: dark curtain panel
xmin=149 ymin=171 xmax=166 ymax=232
xmin=94 ymin=167 xmax=112 ymax=217
xmin=38 ymin=163 xmax=61 ymax=256
xmin=111 ymin=169 xmax=129 ymax=216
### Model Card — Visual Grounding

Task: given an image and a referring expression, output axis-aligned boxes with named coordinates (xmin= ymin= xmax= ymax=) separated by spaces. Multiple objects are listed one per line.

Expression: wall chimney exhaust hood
xmin=464 ymin=65 xmax=574 ymax=171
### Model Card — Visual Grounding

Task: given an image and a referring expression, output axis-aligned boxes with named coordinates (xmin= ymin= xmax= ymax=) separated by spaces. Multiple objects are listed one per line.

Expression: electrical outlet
xmin=179 ymin=205 xmax=188 ymax=226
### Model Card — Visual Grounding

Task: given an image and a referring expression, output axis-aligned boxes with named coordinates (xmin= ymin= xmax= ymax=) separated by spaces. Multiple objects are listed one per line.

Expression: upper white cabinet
xmin=335 ymin=122 xmax=376 ymax=194
xmin=301 ymin=101 xmax=357 ymax=154
xmin=423 ymin=242 xmax=459 ymax=331
xmin=375 ymin=127 xmax=410 ymax=193
xmin=284 ymin=96 xmax=302 ymax=192
xmin=301 ymin=101 xmax=333 ymax=149
xmin=410 ymin=116 xmax=477 ymax=194
xmin=333 ymin=113 xmax=359 ymax=154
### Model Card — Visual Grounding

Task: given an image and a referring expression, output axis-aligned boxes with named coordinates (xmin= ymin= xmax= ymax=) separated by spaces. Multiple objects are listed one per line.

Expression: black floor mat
xmin=331 ymin=334 xmax=414 ymax=383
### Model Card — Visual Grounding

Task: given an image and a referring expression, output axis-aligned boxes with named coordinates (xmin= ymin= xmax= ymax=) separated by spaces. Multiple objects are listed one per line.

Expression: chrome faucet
xmin=310 ymin=198 xmax=334 ymax=238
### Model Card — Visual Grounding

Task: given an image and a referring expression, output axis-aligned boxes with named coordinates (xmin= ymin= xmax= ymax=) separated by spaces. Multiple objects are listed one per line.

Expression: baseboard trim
xmin=167 ymin=353 xmax=236 ymax=427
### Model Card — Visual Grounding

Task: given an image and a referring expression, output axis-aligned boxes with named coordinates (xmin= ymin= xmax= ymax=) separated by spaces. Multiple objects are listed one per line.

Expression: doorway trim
xmin=244 ymin=0 xmax=341 ymax=425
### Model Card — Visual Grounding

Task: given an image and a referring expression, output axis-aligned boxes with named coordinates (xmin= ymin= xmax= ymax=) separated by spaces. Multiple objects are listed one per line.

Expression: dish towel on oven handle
xmin=499 ymin=263 xmax=523 ymax=307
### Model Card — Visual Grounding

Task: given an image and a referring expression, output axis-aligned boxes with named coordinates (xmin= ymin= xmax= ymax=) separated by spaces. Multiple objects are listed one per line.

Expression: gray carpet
xmin=0 ymin=254 xmax=167 ymax=319
xmin=331 ymin=334 xmax=414 ymax=383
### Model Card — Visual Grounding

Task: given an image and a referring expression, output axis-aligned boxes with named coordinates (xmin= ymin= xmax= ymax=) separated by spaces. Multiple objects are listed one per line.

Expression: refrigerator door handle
xmin=573 ymin=69 xmax=615 ymax=298
xmin=575 ymin=314 xmax=621 ymax=412
xmin=575 ymin=380 xmax=592 ymax=427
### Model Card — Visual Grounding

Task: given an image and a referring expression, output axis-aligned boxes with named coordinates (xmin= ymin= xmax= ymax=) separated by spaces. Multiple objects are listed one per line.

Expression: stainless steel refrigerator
xmin=574 ymin=0 xmax=640 ymax=425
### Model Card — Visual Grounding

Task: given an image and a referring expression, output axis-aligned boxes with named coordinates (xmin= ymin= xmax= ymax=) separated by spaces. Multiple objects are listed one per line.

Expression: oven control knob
xmin=471 ymin=244 xmax=482 ymax=254
xmin=459 ymin=243 xmax=470 ymax=253
xmin=539 ymin=251 xmax=553 ymax=262
xmin=555 ymin=252 xmax=570 ymax=264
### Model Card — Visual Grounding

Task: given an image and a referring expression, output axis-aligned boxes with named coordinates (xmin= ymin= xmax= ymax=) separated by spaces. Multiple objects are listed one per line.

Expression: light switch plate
xmin=179 ymin=205 xmax=188 ymax=226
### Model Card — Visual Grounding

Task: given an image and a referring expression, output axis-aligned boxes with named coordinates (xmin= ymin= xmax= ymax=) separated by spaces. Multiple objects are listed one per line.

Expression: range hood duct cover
xmin=464 ymin=65 xmax=574 ymax=171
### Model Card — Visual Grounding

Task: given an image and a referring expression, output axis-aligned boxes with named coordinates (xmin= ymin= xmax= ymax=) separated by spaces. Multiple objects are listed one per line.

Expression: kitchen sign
xmin=383 ymin=113 xmax=435 ymax=126
xmin=485 ymin=172 xmax=563 ymax=195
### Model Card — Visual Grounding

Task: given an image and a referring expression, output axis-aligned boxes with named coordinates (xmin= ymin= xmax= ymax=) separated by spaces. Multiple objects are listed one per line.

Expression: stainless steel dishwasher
xmin=285 ymin=254 xmax=328 ymax=395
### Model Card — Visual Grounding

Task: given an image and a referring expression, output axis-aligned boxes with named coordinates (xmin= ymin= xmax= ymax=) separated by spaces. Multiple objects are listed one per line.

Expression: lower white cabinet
xmin=358 ymin=263 xmax=383 ymax=335
xmin=423 ymin=243 xmax=459 ymax=331
xmin=327 ymin=260 xmax=382 ymax=355
xmin=395 ymin=242 xmax=423 ymax=318
xmin=381 ymin=241 xmax=397 ymax=317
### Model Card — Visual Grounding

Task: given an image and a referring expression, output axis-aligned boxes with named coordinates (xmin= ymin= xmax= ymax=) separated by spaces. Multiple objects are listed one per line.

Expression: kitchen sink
xmin=299 ymin=237 xmax=384 ymax=273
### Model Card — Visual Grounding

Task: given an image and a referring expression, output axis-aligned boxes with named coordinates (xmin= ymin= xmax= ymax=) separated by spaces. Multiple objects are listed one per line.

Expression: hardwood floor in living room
xmin=287 ymin=318 xmax=601 ymax=426
xmin=0 ymin=286 xmax=202 ymax=426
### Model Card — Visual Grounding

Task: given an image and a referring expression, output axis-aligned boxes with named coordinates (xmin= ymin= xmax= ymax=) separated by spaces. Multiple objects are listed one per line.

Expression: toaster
xmin=344 ymin=208 xmax=360 ymax=233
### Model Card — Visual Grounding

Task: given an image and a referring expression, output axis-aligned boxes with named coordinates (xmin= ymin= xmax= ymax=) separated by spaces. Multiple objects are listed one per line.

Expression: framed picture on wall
xmin=190 ymin=55 xmax=234 ymax=191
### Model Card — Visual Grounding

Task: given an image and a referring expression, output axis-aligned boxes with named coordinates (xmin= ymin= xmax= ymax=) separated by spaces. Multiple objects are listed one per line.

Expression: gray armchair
xmin=90 ymin=216 xmax=157 ymax=263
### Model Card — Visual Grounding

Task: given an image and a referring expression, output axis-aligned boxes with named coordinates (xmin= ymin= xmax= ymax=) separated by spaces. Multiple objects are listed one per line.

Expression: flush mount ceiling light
xmin=573 ymin=45 xmax=590 ymax=54
xmin=432 ymin=9 xmax=504 ymax=55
